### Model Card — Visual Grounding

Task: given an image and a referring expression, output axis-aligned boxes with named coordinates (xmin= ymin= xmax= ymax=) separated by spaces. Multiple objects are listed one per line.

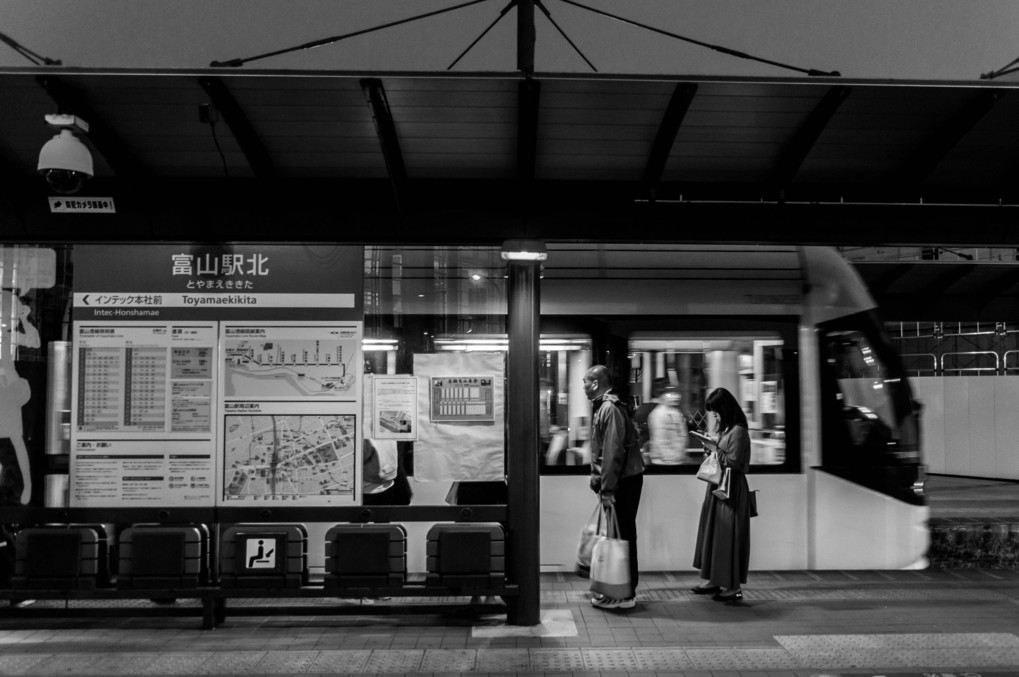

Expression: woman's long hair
xmin=705 ymin=387 xmax=748 ymax=431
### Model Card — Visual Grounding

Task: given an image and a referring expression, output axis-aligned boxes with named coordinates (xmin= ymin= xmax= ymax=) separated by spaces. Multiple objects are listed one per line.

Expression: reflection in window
xmin=823 ymin=329 xmax=896 ymax=449
xmin=629 ymin=337 xmax=786 ymax=467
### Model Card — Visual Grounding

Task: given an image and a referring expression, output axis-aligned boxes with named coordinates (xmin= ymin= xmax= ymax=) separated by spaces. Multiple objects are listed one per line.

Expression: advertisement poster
xmin=220 ymin=322 xmax=362 ymax=505
xmin=70 ymin=322 xmax=218 ymax=506
xmin=372 ymin=375 xmax=417 ymax=440
xmin=70 ymin=244 xmax=364 ymax=508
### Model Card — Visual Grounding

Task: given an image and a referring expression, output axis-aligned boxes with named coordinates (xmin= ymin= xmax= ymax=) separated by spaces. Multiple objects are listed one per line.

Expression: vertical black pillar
xmin=505 ymin=257 xmax=540 ymax=625
xmin=517 ymin=0 xmax=535 ymax=76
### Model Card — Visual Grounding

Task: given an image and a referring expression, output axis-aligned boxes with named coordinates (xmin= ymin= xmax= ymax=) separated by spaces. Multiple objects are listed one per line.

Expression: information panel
xmin=220 ymin=322 xmax=361 ymax=505
xmin=70 ymin=244 xmax=364 ymax=508
xmin=70 ymin=323 xmax=218 ymax=506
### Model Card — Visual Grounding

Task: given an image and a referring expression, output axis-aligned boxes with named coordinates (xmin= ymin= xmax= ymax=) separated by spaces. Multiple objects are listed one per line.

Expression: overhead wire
xmin=535 ymin=0 xmax=596 ymax=71
xmin=555 ymin=0 xmax=840 ymax=77
xmin=447 ymin=0 xmax=597 ymax=72
xmin=0 ymin=31 xmax=61 ymax=66
xmin=981 ymin=56 xmax=1019 ymax=79
xmin=210 ymin=0 xmax=492 ymax=67
xmin=448 ymin=0 xmax=516 ymax=70
xmin=206 ymin=0 xmax=837 ymax=77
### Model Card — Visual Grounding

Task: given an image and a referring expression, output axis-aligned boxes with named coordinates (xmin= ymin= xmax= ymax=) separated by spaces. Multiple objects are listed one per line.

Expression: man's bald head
xmin=583 ymin=364 xmax=612 ymax=401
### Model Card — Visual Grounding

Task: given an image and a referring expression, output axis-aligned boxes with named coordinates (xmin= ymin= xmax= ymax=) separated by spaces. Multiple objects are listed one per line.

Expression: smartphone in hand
xmin=689 ymin=430 xmax=717 ymax=448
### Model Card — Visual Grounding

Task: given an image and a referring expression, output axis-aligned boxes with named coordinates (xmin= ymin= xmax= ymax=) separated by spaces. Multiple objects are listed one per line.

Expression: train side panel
xmin=540 ymin=474 xmax=809 ymax=572
xmin=809 ymin=469 xmax=930 ymax=569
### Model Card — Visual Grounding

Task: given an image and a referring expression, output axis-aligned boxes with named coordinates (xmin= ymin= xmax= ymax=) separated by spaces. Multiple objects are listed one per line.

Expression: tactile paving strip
xmin=130 ymin=651 xmax=213 ymax=675
xmin=474 ymin=648 xmax=531 ymax=671
xmin=0 ymin=654 xmax=49 ymax=675
xmin=582 ymin=648 xmax=639 ymax=670
xmin=529 ymin=648 xmax=585 ymax=670
xmin=777 ymin=633 xmax=1019 ymax=669
xmin=85 ymin=652 xmax=169 ymax=675
xmin=362 ymin=648 xmax=424 ymax=673
xmin=20 ymin=653 xmax=106 ymax=675
xmin=419 ymin=649 xmax=476 ymax=672
xmin=632 ymin=648 xmax=695 ymax=670
xmin=736 ymin=648 xmax=801 ymax=669
xmin=684 ymin=648 xmax=755 ymax=670
xmin=255 ymin=650 xmax=320 ymax=673
xmin=192 ymin=650 xmax=267 ymax=674
xmin=307 ymin=649 xmax=371 ymax=673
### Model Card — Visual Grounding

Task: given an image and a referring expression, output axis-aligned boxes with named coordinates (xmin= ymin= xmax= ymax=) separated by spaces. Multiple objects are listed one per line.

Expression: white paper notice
xmin=372 ymin=375 xmax=417 ymax=440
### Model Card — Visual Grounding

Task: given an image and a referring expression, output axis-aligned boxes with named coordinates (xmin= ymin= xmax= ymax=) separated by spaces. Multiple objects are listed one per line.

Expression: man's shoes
xmin=690 ymin=585 xmax=721 ymax=595
xmin=592 ymin=596 xmax=636 ymax=610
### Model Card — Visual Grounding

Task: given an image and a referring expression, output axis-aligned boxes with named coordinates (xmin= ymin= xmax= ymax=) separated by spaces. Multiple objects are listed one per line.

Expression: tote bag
xmin=696 ymin=451 xmax=723 ymax=484
xmin=590 ymin=503 xmax=631 ymax=599
xmin=575 ymin=501 xmax=605 ymax=578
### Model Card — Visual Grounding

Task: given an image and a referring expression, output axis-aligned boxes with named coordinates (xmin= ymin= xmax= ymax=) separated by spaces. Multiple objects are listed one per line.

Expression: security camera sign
xmin=49 ymin=197 xmax=116 ymax=213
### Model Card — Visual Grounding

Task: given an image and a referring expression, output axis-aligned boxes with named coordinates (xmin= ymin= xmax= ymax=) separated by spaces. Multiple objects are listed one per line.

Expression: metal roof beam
xmin=361 ymin=78 xmax=407 ymax=213
xmin=768 ymin=85 xmax=851 ymax=199
xmin=198 ymin=77 xmax=277 ymax=180
xmin=643 ymin=83 xmax=697 ymax=200
xmin=897 ymin=90 xmax=1004 ymax=184
xmin=36 ymin=75 xmax=146 ymax=178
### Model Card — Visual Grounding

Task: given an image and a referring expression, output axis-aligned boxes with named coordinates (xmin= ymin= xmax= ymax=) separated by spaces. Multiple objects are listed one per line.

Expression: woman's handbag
xmin=711 ymin=467 xmax=732 ymax=500
xmin=749 ymin=489 xmax=759 ymax=517
xmin=590 ymin=503 xmax=631 ymax=599
xmin=575 ymin=501 xmax=606 ymax=578
xmin=696 ymin=451 xmax=723 ymax=484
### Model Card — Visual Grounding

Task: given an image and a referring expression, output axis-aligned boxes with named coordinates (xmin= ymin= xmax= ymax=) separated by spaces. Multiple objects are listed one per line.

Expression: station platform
xmin=1 ymin=567 xmax=1018 ymax=676
xmin=0 ymin=475 xmax=1017 ymax=677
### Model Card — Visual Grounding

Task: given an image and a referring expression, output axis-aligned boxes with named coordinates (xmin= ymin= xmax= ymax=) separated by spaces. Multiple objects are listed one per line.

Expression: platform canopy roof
xmin=2 ymin=68 xmax=1019 ymax=249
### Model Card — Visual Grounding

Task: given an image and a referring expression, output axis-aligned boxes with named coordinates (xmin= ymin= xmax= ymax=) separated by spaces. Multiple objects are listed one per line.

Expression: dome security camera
xmin=37 ymin=115 xmax=93 ymax=195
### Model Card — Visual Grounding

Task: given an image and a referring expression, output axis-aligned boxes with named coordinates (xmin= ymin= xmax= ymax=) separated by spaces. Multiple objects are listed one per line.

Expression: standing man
xmin=583 ymin=364 xmax=645 ymax=610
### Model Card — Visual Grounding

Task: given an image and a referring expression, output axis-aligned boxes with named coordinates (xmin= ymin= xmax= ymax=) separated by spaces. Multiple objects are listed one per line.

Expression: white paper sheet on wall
xmin=412 ymin=352 xmax=505 ymax=481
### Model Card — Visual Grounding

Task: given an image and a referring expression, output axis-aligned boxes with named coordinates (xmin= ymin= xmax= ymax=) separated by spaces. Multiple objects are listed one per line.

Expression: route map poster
xmin=220 ymin=322 xmax=362 ymax=505
xmin=70 ymin=244 xmax=364 ymax=508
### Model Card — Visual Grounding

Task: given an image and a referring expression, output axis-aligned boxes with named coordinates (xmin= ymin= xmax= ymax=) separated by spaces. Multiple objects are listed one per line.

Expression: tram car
xmin=530 ymin=244 xmax=928 ymax=571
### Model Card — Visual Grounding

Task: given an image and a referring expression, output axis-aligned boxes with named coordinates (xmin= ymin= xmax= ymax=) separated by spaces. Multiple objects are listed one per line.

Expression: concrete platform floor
xmin=2 ymin=474 xmax=1017 ymax=676
xmin=1 ymin=567 xmax=1018 ymax=676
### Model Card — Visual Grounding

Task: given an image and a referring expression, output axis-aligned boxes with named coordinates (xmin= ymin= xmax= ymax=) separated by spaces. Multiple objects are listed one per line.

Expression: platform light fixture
xmin=500 ymin=239 xmax=547 ymax=262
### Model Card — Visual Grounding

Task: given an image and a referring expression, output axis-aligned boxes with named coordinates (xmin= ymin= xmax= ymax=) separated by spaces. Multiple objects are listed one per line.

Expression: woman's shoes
xmin=690 ymin=584 xmax=721 ymax=595
xmin=712 ymin=589 xmax=743 ymax=602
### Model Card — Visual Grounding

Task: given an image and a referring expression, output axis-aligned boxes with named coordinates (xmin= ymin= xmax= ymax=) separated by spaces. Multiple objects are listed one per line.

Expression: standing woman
xmin=691 ymin=387 xmax=751 ymax=602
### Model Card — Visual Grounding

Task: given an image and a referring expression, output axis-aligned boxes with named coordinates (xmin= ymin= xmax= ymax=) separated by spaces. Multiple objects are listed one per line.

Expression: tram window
xmin=627 ymin=336 xmax=787 ymax=469
xmin=823 ymin=330 xmax=896 ymax=438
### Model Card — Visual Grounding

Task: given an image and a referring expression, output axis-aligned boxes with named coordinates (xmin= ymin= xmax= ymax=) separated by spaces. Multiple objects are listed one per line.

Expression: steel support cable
xmin=556 ymin=0 xmax=840 ymax=77
xmin=448 ymin=0 xmax=516 ymax=70
xmin=535 ymin=0 xmax=597 ymax=71
xmin=0 ymin=31 xmax=61 ymax=65
xmin=211 ymin=0 xmax=493 ymax=67
xmin=448 ymin=0 xmax=597 ymax=72
xmin=982 ymin=56 xmax=1019 ymax=80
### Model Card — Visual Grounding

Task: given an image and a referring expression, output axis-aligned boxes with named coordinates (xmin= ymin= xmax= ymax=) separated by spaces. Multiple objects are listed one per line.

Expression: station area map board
xmin=70 ymin=245 xmax=364 ymax=508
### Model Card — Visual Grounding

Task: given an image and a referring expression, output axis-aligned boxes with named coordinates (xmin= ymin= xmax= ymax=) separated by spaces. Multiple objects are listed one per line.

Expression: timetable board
xmin=429 ymin=376 xmax=495 ymax=422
